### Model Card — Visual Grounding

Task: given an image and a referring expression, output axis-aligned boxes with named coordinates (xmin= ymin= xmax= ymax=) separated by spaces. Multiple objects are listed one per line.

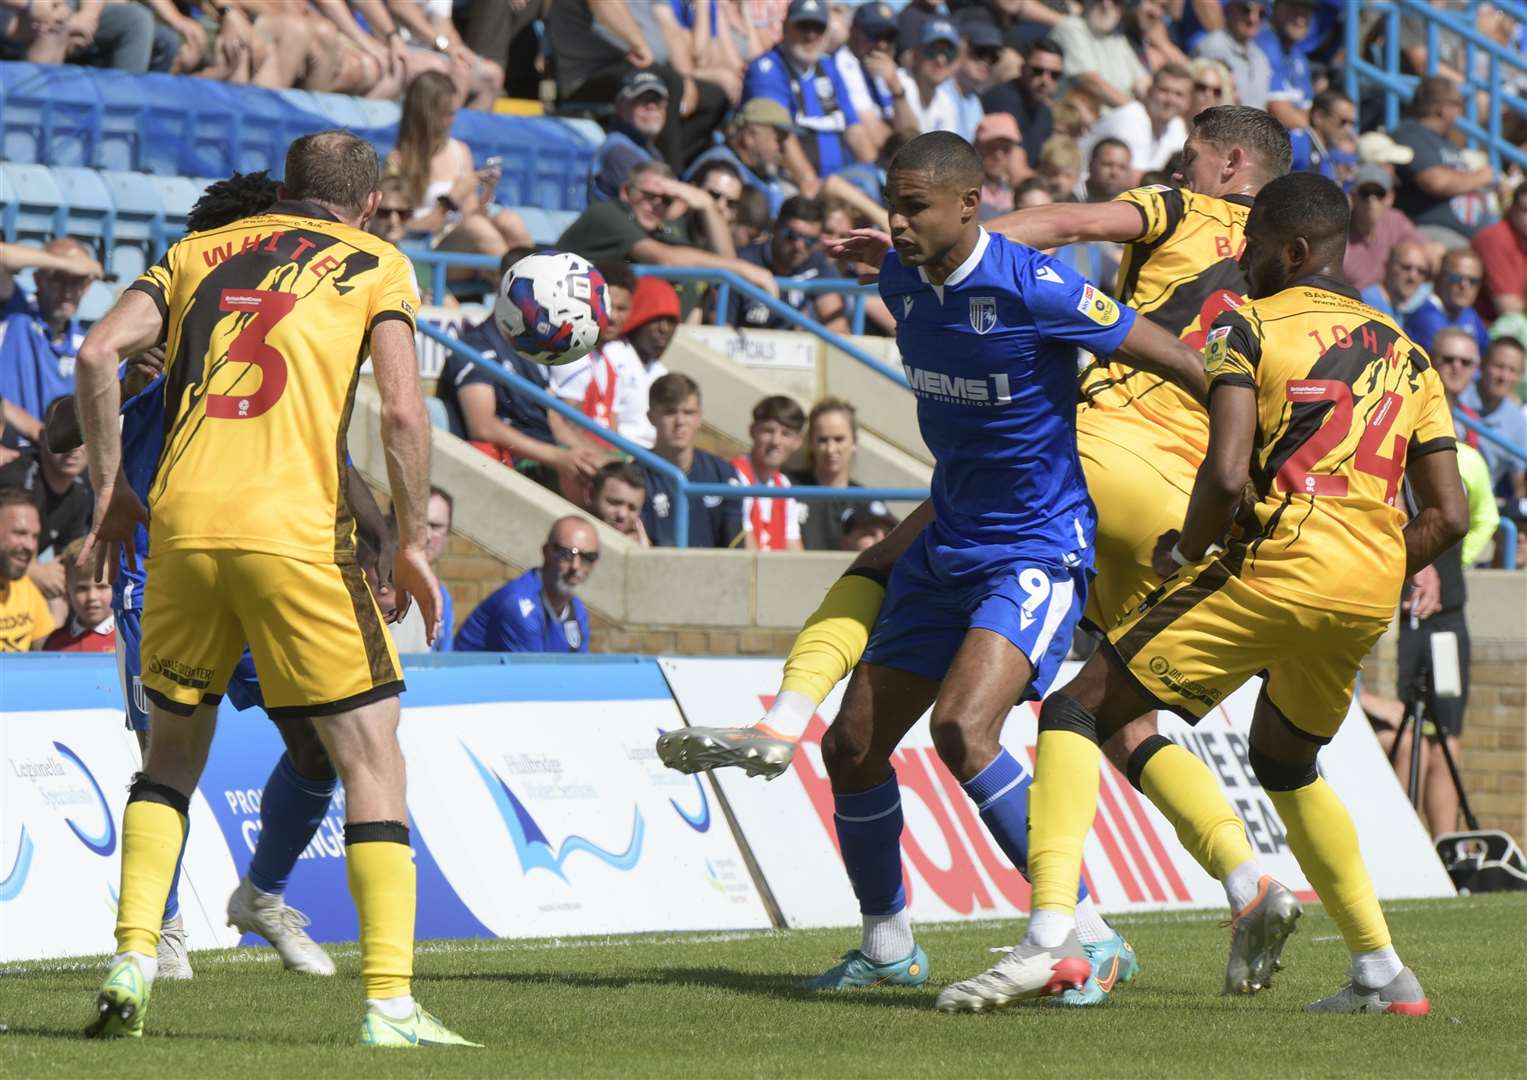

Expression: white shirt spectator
xmin=1081 ymin=102 xmax=1186 ymax=176
xmin=1051 ymin=15 xmax=1147 ymax=103
xmin=834 ymin=45 xmax=895 ymax=123
xmin=549 ymin=339 xmax=667 ymax=449
xmin=897 ymin=67 xmax=964 ymax=136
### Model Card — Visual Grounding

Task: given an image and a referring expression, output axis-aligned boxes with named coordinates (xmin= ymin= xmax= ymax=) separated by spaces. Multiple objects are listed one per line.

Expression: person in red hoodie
xmin=42 ymin=539 xmax=115 ymax=653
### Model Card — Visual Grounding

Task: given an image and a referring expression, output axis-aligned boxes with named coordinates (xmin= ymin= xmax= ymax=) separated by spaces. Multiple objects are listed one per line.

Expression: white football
xmin=492 ymin=251 xmax=610 ymax=366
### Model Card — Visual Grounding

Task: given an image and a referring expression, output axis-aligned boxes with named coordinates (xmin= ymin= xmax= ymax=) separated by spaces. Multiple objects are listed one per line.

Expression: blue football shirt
xmin=878 ymin=228 xmax=1136 ymax=572
xmin=113 ymin=375 xmax=166 ymax=613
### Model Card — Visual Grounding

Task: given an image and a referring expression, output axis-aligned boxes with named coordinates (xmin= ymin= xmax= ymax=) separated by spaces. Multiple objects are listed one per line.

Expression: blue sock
xmin=832 ymin=772 xmax=907 ymax=916
xmin=962 ymin=749 xmax=1089 ymax=903
xmin=161 ymin=822 xmax=188 ymax=923
xmin=247 ymin=754 xmax=337 ymax=896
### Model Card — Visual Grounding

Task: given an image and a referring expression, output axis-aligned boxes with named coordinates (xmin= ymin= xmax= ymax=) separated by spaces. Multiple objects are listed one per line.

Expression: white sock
xmin=760 ymin=690 xmax=815 ymax=740
xmin=1351 ymin=946 xmax=1403 ymax=988
xmin=1073 ymin=896 xmax=1111 ymax=946
xmin=114 ymin=950 xmax=158 ymax=985
xmin=1025 ymin=908 xmax=1073 ymax=949
xmin=1224 ymin=861 xmax=1265 ymax=913
xmin=367 ymin=994 xmax=416 ymax=1020
xmin=861 ymin=909 xmax=915 ymax=964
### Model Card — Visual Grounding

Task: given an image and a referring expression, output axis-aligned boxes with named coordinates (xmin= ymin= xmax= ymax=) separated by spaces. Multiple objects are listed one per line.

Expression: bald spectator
xmin=1194 ymin=0 xmax=1272 ymax=110
xmin=590 ymin=462 xmax=649 ymax=547
xmin=1344 ymin=165 xmax=1424 ymax=292
xmin=1394 ymin=77 xmax=1498 ymax=248
xmin=1471 ymin=183 xmax=1527 ymax=321
xmin=0 ymin=489 xmax=52 ymax=652
xmin=455 ymin=517 xmax=598 ymax=654
xmin=1052 ymin=0 xmax=1149 ymax=109
xmin=1406 ymin=248 xmax=1490 ymax=357
xmin=0 ymin=239 xmax=103 ymax=446
xmin=1361 ymin=241 xmax=1434 ymax=323
xmin=1080 ymin=63 xmax=1191 ymax=185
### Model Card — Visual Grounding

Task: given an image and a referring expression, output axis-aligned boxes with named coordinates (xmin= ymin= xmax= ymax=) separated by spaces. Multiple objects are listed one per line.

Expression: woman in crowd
xmin=1188 ymin=56 xmax=1236 ymax=114
xmin=791 ymin=398 xmax=883 ymax=551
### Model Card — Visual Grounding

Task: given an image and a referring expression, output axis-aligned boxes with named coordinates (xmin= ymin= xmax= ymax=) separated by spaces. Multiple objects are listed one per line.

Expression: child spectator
xmin=839 ymin=503 xmax=899 ymax=551
xmin=42 ymin=539 xmax=115 ymax=653
xmin=640 ymin=374 xmax=743 ymax=548
xmin=732 ymin=396 xmax=806 ymax=552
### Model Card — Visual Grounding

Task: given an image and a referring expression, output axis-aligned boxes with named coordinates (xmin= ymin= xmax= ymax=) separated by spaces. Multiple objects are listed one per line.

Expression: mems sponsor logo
xmin=903 ymin=364 xmax=1014 ymax=406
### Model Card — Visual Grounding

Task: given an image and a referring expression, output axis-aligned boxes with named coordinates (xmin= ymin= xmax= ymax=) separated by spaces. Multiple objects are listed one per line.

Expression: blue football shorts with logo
xmin=862 ymin=532 xmax=1089 ymax=698
xmin=115 ymin=607 xmax=264 ymax=732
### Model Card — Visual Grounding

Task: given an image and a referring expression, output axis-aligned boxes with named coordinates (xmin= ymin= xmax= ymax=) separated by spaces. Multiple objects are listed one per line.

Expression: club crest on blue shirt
xmin=969 ymin=296 xmax=997 ymax=335
xmin=902 ymin=295 xmax=914 ymax=318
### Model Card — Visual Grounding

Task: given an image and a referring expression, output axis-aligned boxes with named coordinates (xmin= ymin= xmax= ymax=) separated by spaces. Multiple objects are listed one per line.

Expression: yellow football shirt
xmin=1078 ymin=186 xmax=1253 ymax=476
xmin=1204 ymin=275 xmax=1456 ymax=617
xmin=0 ymin=574 xmax=55 ymax=651
xmin=129 ymin=202 xmax=418 ymax=564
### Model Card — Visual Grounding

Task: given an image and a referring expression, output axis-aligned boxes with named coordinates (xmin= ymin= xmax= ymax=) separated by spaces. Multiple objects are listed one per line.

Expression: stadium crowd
xmin=1 ymin=0 xmax=1526 ymax=665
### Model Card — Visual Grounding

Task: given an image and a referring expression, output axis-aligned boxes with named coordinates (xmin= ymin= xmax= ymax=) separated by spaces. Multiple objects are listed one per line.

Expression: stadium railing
xmin=1345 ymin=0 xmax=1527 ymax=171
xmin=1452 ymin=409 xmax=1524 ymax=570
xmin=414 ymin=321 xmax=929 ymax=549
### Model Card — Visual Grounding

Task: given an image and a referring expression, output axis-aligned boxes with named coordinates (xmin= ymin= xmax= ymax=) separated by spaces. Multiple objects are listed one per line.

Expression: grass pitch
xmin=3 ymin=894 xmax=1523 ymax=1078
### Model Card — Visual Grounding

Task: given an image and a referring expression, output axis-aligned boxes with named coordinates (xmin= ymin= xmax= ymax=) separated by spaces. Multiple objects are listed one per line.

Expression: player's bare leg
xmin=1247 ymin=695 xmax=1429 ymax=1015
xmin=88 ymin=702 xmax=218 ymax=1038
xmin=801 ymin=661 xmax=938 ymax=989
xmin=313 ymin=698 xmax=480 ymax=1046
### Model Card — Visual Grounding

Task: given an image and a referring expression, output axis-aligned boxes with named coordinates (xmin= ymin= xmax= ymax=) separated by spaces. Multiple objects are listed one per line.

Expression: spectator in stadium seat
xmin=1471 ymin=182 xmax=1527 ymax=322
xmin=894 ymin=18 xmax=967 ymax=138
xmin=732 ymin=395 xmax=806 ymax=552
xmin=743 ymin=0 xmax=876 ymax=192
xmin=1123 ymin=0 xmax=1189 ymax=74
xmin=545 ymin=0 xmax=728 ymax=171
xmin=386 ymin=72 xmax=530 ymax=287
xmin=1082 ymin=137 xmax=1133 ymax=203
xmin=1290 ymin=90 xmax=1357 ymax=183
xmin=1188 ymin=56 xmax=1237 ymax=114
xmin=0 ymin=435 xmax=92 ymax=623
xmin=0 ymin=0 xmax=156 ymax=71
xmin=733 ymin=186 xmax=774 ymax=250
xmin=1406 ymin=248 xmax=1491 ymax=358
xmin=1051 ymin=0 xmax=1148 ymax=109
xmin=1193 ymin=0 xmax=1272 ymax=111
xmin=1080 ymin=63 xmax=1191 ymax=186
xmin=684 ymin=98 xmax=796 ymax=217
xmin=729 ymin=196 xmax=850 ymax=332
xmin=589 ymin=461 xmax=649 ymax=546
xmin=1254 ymin=0 xmax=1314 ymax=129
xmin=640 ymin=373 xmax=743 ymax=548
xmin=895 ymin=0 xmax=943 ymax=59
xmin=425 ymin=486 xmax=455 ymax=652
xmin=382 ymin=0 xmax=507 ymax=109
xmin=0 ymin=239 xmax=102 ymax=446
xmin=839 ymin=502 xmax=899 ymax=551
xmin=981 ymin=38 xmax=1062 ymax=171
xmin=40 ymin=538 xmax=114 ymax=653
xmin=1394 ymin=77 xmax=1499 ymax=249
xmin=792 ymin=397 xmax=870 ymax=551
xmin=692 ymin=160 xmax=747 ymax=237
xmin=557 ymin=161 xmax=778 ymax=297
xmin=0 ymin=489 xmax=51 ymax=652
xmin=1037 ymin=134 xmax=1083 ymax=202
xmin=1344 ymin=165 xmax=1424 ymax=292
xmin=590 ymin=70 xmax=670 ymax=204
xmin=974 ymin=112 xmax=1026 ymax=220
xmin=833 ymin=2 xmax=918 ymax=159
xmin=1360 ymin=240 xmax=1433 ymax=323
xmin=951 ymin=18 xmax=1000 ymax=139
xmin=455 ymin=516 xmax=596 ymax=654
xmin=1460 ymin=337 xmax=1527 ymax=499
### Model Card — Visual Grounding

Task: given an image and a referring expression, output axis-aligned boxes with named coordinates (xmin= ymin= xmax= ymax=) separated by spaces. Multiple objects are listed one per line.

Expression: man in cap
xmin=974 ymin=112 xmax=1029 ymax=219
xmin=833 ymin=1 xmax=919 ymax=157
xmin=685 ymin=98 xmax=797 ymax=216
xmin=589 ymin=70 xmax=671 ymax=203
xmin=895 ymin=17 xmax=966 ymax=136
xmin=1344 ymin=164 xmax=1424 ymax=291
xmin=1393 ymin=76 xmax=1499 ymax=248
xmin=743 ymin=0 xmax=876 ymax=193
xmin=1193 ymin=0 xmax=1273 ymax=110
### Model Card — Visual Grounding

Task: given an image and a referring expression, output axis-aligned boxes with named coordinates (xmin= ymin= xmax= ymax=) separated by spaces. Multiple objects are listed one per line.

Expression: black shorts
xmin=1397 ymin=610 xmax=1471 ymax=737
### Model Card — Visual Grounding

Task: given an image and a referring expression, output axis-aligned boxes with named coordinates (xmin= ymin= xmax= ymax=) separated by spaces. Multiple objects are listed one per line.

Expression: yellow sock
xmin=1269 ymin=779 xmax=1391 ymax=953
xmin=1029 ymin=730 xmax=1101 ymax=914
xmin=1139 ymin=743 xmax=1255 ymax=881
xmin=346 ymin=835 xmax=416 ymax=1000
xmin=778 ymin=571 xmax=886 ymax=704
xmin=116 ymin=799 xmax=187 ymax=957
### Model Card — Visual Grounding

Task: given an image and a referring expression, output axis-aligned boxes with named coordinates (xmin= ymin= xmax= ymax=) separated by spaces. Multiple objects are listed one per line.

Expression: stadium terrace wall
xmin=0 ymin=654 xmax=1454 ymax=963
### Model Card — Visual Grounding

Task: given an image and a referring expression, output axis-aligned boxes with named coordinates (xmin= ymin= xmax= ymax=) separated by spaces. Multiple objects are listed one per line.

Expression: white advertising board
xmin=658 ymin=657 xmax=1454 ymax=929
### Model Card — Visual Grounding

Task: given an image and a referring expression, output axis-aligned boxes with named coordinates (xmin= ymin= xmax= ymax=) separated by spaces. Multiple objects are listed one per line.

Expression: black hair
xmin=591 ymin=460 xmax=647 ymax=499
xmin=693 ymin=158 xmax=743 ymax=187
xmin=1311 ymin=89 xmax=1352 ymax=115
xmin=1090 ymin=137 xmax=1131 ymax=163
xmin=1026 ymin=37 xmax=1063 ymax=61
xmin=888 ymin=131 xmax=984 ymax=193
xmin=596 ymin=260 xmax=637 ymax=292
xmin=736 ymin=186 xmax=773 ymax=231
xmin=1250 ymin=172 xmax=1349 ymax=251
xmin=1191 ymin=104 xmax=1292 ymax=178
xmin=777 ymin=195 xmax=823 ymax=225
xmin=187 ymin=170 xmax=281 ymax=233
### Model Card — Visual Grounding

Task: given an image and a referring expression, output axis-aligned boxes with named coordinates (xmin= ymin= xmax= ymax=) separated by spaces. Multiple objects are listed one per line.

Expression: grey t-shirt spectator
xmin=1193 ymin=30 xmax=1271 ymax=111
xmin=727 ymin=243 xmax=836 ymax=329
xmin=544 ymin=0 xmax=630 ymax=96
xmin=1393 ymin=118 xmax=1490 ymax=239
xmin=556 ymin=200 xmax=693 ymax=265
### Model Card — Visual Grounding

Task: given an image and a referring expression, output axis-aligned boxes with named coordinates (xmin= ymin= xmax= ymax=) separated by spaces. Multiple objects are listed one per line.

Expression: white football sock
xmin=1073 ymin=896 xmax=1112 ymax=945
xmin=861 ymin=909 xmax=915 ymax=964
xmin=760 ymin=690 xmax=815 ymax=740
xmin=367 ymin=994 xmax=416 ymax=1021
xmin=1351 ymin=945 xmax=1403 ymax=988
xmin=1025 ymin=908 xmax=1073 ymax=949
xmin=1224 ymin=861 xmax=1265 ymax=913
xmin=114 ymin=950 xmax=158 ymax=985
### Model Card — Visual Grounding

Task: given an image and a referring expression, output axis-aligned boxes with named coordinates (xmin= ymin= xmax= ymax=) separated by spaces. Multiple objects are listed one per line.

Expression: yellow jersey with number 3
xmin=129 ymin=201 xmax=418 ymax=564
xmin=1077 ymin=186 xmax=1253 ymax=478
xmin=1203 ymin=275 xmax=1455 ymax=617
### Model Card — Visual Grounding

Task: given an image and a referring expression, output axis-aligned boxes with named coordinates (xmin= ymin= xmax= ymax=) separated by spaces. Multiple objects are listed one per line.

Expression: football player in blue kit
xmin=47 ymin=173 xmax=396 ymax=982
xmin=796 ymin=133 xmax=1208 ymax=1007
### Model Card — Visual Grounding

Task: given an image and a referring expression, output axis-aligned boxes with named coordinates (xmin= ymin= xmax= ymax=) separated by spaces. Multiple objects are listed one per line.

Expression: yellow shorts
xmin=1078 ymin=431 xmax=1197 ymax=633
xmin=1105 ymin=555 xmax=1388 ymax=743
xmin=140 ymin=549 xmax=403 ymax=719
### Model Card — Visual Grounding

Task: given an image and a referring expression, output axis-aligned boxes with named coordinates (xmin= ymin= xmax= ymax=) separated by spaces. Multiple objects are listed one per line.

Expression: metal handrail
xmin=414 ymin=320 xmax=929 ymax=548
xmin=1452 ymin=408 xmax=1527 ymax=465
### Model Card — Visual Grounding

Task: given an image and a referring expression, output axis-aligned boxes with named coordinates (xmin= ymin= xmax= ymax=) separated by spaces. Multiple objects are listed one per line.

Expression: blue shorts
xmin=862 ymin=537 xmax=1089 ymax=700
xmin=115 ymin=607 xmax=264 ymax=732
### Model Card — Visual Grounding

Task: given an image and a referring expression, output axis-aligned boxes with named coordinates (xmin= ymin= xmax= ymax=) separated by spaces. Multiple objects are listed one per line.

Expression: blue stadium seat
xmin=147 ymin=175 xmax=204 ymax=247
xmin=544 ymin=210 xmax=578 ymax=243
xmin=100 ymin=171 xmax=164 ymax=282
xmin=533 ymin=146 xmax=585 ymax=212
xmin=93 ymin=69 xmax=146 ymax=172
xmin=77 ymin=281 xmax=116 ymax=325
xmin=0 ymin=62 xmax=100 ymax=167
xmin=0 ymin=163 xmax=67 ymax=246
xmin=50 ymin=167 xmax=116 ymax=263
xmin=514 ymin=208 xmax=555 ymax=246
xmin=554 ymin=118 xmax=607 ymax=150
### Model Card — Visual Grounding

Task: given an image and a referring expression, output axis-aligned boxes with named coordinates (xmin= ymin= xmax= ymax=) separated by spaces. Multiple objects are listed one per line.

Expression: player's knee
xmin=127 ymin=772 xmax=191 ymax=814
xmin=1247 ymin=744 xmax=1318 ymax=792
xmin=1038 ymin=691 xmax=1101 ymax=745
xmin=820 ymin=718 xmax=874 ymax=779
xmin=290 ymin=740 xmax=336 ymax=782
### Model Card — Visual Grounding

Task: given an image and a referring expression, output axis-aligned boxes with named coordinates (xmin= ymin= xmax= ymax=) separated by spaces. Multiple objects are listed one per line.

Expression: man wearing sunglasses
xmin=454 ymin=517 xmax=597 ymax=654
xmin=1289 ymin=89 xmax=1357 ymax=183
xmin=729 ymin=195 xmax=849 ymax=332
xmin=833 ymin=1 xmax=919 ymax=158
xmin=1404 ymin=247 xmax=1490 ymax=357
xmin=896 ymin=18 xmax=967 ymax=138
xmin=1193 ymin=0 xmax=1272 ymax=111
xmin=980 ymin=37 xmax=1063 ymax=170
xmin=1343 ymin=165 xmax=1423 ymax=292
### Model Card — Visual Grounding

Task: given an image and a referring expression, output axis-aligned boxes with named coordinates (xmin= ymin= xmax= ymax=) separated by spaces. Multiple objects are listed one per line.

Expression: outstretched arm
xmin=986 ymin=200 xmax=1144 ymax=252
xmin=1110 ymin=313 xmax=1206 ymax=402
